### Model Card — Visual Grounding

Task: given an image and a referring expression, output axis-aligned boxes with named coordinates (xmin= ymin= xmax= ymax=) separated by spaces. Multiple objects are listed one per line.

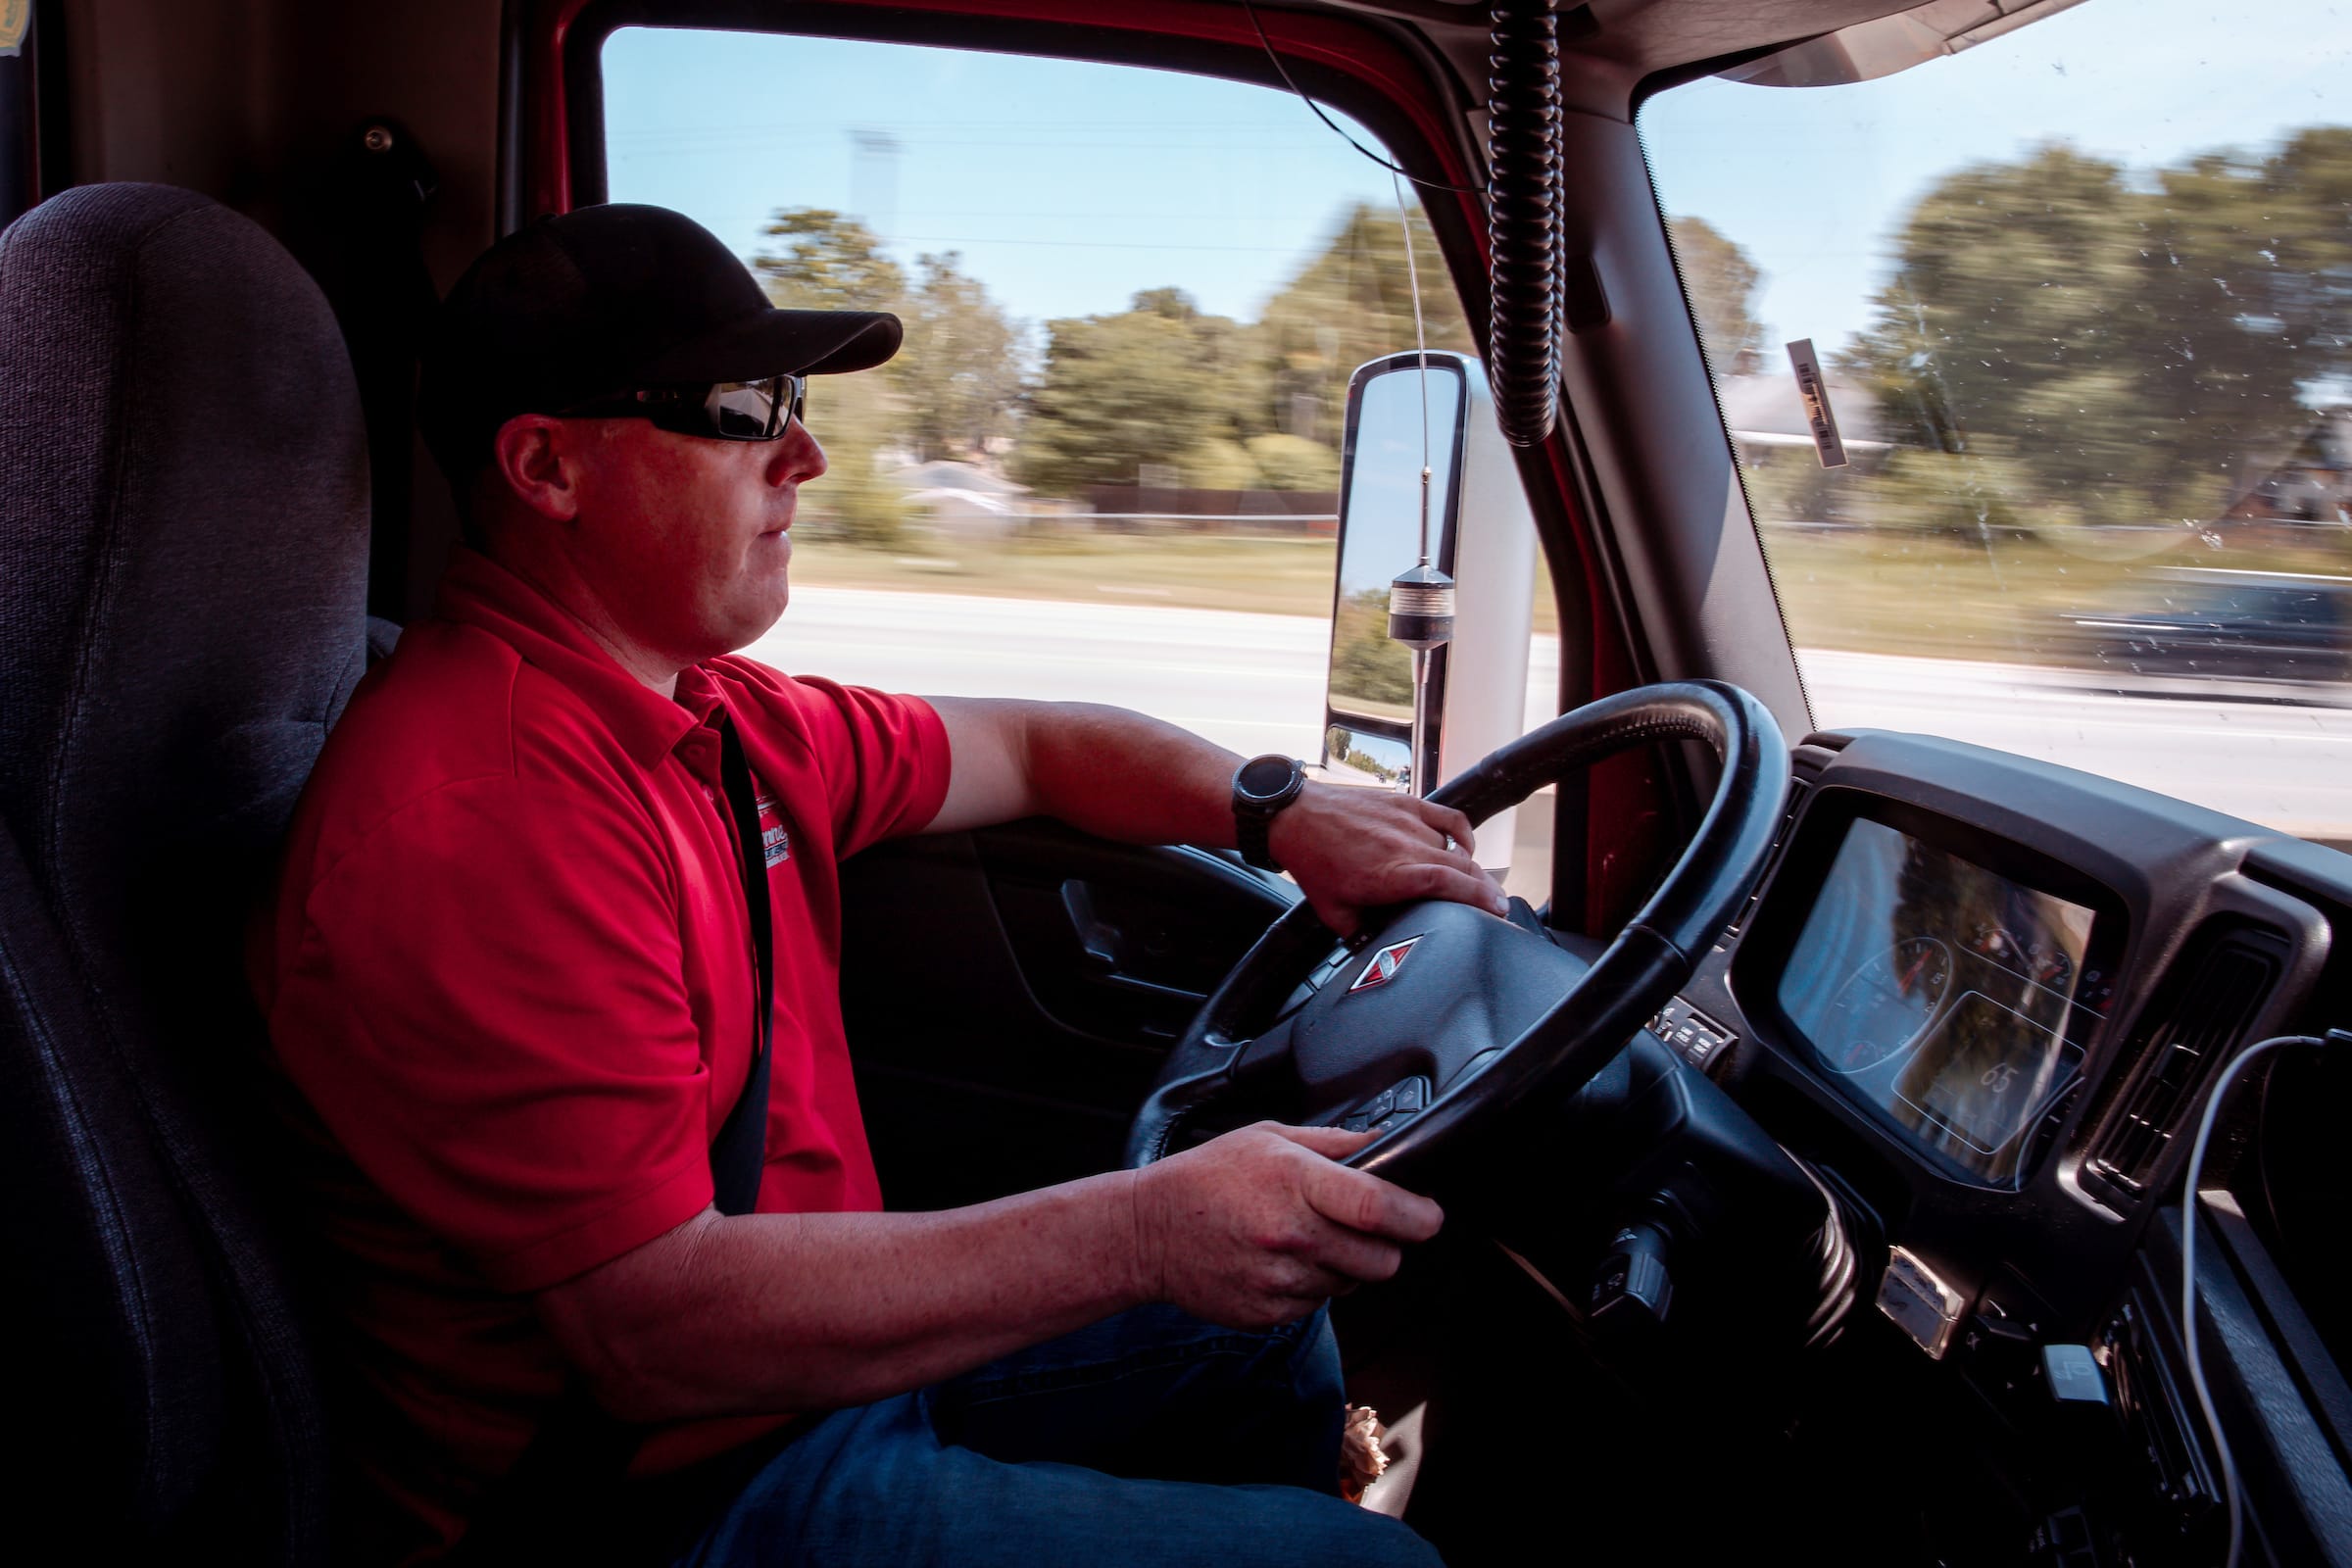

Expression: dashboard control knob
xmin=1590 ymin=1221 xmax=1674 ymax=1330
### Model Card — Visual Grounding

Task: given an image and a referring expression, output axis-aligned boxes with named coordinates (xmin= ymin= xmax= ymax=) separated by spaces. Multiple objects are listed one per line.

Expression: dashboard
xmin=1628 ymin=728 xmax=2352 ymax=1561
xmin=1669 ymin=730 xmax=2328 ymax=1314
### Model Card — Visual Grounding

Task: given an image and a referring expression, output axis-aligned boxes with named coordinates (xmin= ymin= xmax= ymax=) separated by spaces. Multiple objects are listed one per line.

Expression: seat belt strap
xmin=451 ymin=709 xmax=779 ymax=1563
xmin=708 ymin=710 xmax=774 ymax=1218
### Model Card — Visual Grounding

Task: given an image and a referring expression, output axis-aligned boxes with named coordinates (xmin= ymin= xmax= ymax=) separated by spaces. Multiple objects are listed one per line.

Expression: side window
xmin=604 ymin=29 xmax=1556 ymax=896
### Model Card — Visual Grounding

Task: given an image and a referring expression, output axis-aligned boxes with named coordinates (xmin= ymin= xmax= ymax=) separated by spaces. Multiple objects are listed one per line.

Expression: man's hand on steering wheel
xmin=1127 ymin=1122 xmax=1446 ymax=1330
xmin=1130 ymin=683 xmax=1788 ymax=1185
xmin=1267 ymin=783 xmax=1508 ymax=937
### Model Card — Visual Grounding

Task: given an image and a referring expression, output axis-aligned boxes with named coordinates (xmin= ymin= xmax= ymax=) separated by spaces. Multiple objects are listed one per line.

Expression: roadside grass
xmin=1762 ymin=527 xmax=2116 ymax=664
xmin=788 ymin=523 xmax=2351 ymax=666
xmin=1760 ymin=526 xmax=2352 ymax=666
xmin=789 ymin=530 xmax=1340 ymax=619
xmin=790 ymin=527 xmax=1567 ymax=635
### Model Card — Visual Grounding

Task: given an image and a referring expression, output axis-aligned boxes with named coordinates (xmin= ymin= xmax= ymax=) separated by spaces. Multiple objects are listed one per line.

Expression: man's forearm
xmin=923 ymin=695 xmax=1500 ymax=935
xmin=1017 ymin=702 xmax=1245 ymax=848
xmin=539 ymin=1169 xmax=1152 ymax=1423
xmin=537 ymin=1119 xmax=1445 ymax=1424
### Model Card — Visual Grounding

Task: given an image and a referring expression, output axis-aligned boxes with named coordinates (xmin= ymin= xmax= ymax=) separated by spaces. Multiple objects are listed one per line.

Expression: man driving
xmin=255 ymin=204 xmax=1501 ymax=1566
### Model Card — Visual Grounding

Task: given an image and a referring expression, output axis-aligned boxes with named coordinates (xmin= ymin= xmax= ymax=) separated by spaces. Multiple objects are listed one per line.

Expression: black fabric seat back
xmin=0 ymin=183 xmax=370 ymax=1561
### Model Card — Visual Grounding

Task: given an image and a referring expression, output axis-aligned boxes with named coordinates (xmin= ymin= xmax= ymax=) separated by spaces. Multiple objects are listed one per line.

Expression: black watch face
xmin=1237 ymin=755 xmax=1299 ymax=802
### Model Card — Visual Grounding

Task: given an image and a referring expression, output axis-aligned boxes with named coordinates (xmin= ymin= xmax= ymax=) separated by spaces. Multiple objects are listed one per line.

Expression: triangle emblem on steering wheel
xmin=1348 ymin=936 xmax=1423 ymax=994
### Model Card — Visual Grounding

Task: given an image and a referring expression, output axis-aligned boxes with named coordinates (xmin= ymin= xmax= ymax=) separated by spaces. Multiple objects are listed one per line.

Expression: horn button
xmin=1269 ymin=900 xmax=1592 ymax=1126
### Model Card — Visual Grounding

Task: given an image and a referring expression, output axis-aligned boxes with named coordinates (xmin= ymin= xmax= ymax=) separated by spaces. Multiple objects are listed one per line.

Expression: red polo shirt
xmin=253 ymin=548 xmax=951 ymax=1560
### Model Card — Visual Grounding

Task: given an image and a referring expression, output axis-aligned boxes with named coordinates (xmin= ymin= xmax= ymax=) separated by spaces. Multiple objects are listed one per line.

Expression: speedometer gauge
xmin=1817 ymin=935 xmax=1951 ymax=1075
xmin=1778 ymin=818 xmax=2102 ymax=1188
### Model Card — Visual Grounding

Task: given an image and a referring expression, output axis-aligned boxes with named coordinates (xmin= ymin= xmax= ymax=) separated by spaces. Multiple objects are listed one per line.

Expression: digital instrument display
xmin=1778 ymin=818 xmax=2104 ymax=1185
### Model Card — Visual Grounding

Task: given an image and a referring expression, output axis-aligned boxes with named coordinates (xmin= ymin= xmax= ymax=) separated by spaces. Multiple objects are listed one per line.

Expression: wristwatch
xmin=1232 ymin=755 xmax=1307 ymax=871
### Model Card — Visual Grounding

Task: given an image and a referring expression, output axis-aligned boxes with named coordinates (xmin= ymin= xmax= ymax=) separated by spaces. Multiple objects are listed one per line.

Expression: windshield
xmin=1642 ymin=0 xmax=2352 ymax=849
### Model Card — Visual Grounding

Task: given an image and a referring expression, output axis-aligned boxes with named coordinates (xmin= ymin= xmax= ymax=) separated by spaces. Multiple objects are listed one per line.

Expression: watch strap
xmin=1239 ymin=810 xmax=1280 ymax=871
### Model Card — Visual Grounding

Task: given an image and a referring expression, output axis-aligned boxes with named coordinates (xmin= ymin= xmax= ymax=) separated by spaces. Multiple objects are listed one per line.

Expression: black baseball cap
xmin=417 ymin=203 xmax=901 ymax=481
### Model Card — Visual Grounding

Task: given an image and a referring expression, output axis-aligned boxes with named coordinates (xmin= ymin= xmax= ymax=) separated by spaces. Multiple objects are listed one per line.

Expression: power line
xmin=614 ymin=138 xmax=1348 ymax=157
xmin=794 ymin=232 xmax=1332 ymax=254
xmin=613 ymin=119 xmax=1320 ymax=138
xmin=1241 ymin=0 xmax=1484 ymax=196
xmin=735 ymin=208 xmax=1394 ymax=223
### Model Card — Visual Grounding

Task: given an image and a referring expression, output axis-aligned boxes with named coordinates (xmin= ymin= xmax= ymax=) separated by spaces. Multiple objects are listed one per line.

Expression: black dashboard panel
xmin=1641 ymin=728 xmax=2352 ymax=1562
xmin=1684 ymin=731 xmax=2331 ymax=1338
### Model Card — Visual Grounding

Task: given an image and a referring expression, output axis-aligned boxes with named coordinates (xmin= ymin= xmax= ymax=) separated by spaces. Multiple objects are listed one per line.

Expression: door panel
xmin=840 ymin=819 xmax=1295 ymax=1210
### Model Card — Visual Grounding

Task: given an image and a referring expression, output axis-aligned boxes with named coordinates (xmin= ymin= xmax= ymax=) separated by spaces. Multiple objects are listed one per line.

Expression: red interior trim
xmin=522 ymin=0 xmax=1479 ymax=247
xmin=524 ymin=0 xmax=590 ymax=218
xmin=1530 ymin=438 xmax=1657 ymax=934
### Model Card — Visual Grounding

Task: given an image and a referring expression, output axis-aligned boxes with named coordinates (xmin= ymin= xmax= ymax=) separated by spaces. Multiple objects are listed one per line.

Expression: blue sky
xmin=605 ymin=0 xmax=2352 ymax=355
xmin=1642 ymin=0 xmax=2352 ymax=355
xmin=603 ymin=29 xmax=1422 ymax=330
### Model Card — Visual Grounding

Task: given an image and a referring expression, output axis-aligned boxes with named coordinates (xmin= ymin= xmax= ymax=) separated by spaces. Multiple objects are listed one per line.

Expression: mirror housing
xmin=1322 ymin=351 xmax=1539 ymax=871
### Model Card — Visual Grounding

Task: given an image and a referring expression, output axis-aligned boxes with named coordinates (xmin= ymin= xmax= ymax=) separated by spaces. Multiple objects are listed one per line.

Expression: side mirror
xmin=1322 ymin=351 xmax=1538 ymax=870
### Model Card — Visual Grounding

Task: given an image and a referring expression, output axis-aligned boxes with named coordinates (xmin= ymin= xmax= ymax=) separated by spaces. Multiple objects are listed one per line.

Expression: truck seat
xmin=0 ymin=182 xmax=370 ymax=1562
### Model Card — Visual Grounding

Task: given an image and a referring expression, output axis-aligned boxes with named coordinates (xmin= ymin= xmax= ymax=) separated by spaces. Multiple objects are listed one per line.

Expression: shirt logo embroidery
xmin=755 ymin=792 xmax=791 ymax=867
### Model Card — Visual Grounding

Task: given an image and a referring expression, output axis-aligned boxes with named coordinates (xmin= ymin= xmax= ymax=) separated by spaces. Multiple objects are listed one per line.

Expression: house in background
xmin=2220 ymin=408 xmax=2352 ymax=532
xmin=891 ymin=459 xmax=1037 ymax=540
xmin=1715 ymin=369 xmax=1889 ymax=529
xmin=1715 ymin=369 xmax=1888 ymax=467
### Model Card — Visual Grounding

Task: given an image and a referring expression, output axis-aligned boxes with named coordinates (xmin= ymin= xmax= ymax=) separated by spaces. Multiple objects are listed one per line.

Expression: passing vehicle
xmin=2067 ymin=567 xmax=2352 ymax=697
xmin=5 ymin=1 xmax=2350 ymax=1565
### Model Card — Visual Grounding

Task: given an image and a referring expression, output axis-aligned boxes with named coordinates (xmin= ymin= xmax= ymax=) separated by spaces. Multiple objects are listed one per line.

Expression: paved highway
xmin=748 ymin=586 xmax=2352 ymax=846
xmin=1794 ymin=648 xmax=2352 ymax=844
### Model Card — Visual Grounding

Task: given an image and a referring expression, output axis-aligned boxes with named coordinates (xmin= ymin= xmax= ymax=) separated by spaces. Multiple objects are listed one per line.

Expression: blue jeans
xmin=670 ymin=1304 xmax=1443 ymax=1567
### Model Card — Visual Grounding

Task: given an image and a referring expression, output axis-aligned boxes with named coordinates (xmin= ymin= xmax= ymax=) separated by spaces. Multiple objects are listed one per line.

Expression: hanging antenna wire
xmin=1396 ymin=169 xmax=1435 ymax=569
xmin=1387 ymin=167 xmax=1453 ymax=800
xmin=1244 ymin=0 xmax=1487 ymax=196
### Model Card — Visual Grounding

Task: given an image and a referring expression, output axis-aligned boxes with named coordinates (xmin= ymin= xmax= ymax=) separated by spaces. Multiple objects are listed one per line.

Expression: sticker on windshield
xmin=1786 ymin=338 xmax=1848 ymax=469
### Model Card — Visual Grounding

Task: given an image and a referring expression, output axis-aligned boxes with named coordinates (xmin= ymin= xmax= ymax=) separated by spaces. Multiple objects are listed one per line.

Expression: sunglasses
xmin=557 ymin=373 xmax=807 ymax=442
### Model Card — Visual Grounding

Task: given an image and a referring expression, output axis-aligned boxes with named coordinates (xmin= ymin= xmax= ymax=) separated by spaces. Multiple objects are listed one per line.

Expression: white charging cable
xmin=2178 ymin=1030 xmax=2327 ymax=1568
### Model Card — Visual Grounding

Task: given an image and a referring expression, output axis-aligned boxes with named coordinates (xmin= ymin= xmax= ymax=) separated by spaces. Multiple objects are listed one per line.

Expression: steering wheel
xmin=1124 ymin=680 xmax=1789 ymax=1188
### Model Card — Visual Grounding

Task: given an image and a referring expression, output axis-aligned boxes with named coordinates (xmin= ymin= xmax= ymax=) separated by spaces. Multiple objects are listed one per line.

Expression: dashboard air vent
xmin=2087 ymin=928 xmax=2284 ymax=1200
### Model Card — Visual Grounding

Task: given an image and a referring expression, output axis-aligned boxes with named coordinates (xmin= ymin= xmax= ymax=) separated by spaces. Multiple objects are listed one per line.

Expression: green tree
xmin=1842 ymin=132 xmax=2352 ymax=535
xmin=1665 ymin=215 xmax=1765 ymax=377
xmin=893 ymin=251 xmax=1027 ymax=464
xmin=752 ymin=207 xmax=906 ymax=310
xmin=1004 ymin=204 xmax=1479 ymax=502
xmin=1254 ymin=203 xmax=1472 ymax=449
xmin=756 ymin=213 xmax=1029 ymax=466
xmin=796 ymin=366 xmax=908 ymax=548
xmin=1328 ymin=585 xmax=1413 ymax=719
xmin=1246 ymin=432 xmax=1341 ymax=491
xmin=1182 ymin=437 xmax=1261 ymax=491
xmin=1011 ymin=289 xmax=1239 ymax=496
xmin=752 ymin=209 xmax=909 ymax=545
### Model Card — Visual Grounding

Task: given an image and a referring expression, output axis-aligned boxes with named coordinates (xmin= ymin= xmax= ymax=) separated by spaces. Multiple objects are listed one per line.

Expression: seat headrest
xmin=0 ymin=181 xmax=369 ymax=931
xmin=0 ymin=180 xmax=365 ymax=1561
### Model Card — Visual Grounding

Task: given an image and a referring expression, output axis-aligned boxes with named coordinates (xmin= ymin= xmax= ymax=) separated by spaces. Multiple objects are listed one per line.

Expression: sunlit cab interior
xmin=7 ymin=0 xmax=2352 ymax=1563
